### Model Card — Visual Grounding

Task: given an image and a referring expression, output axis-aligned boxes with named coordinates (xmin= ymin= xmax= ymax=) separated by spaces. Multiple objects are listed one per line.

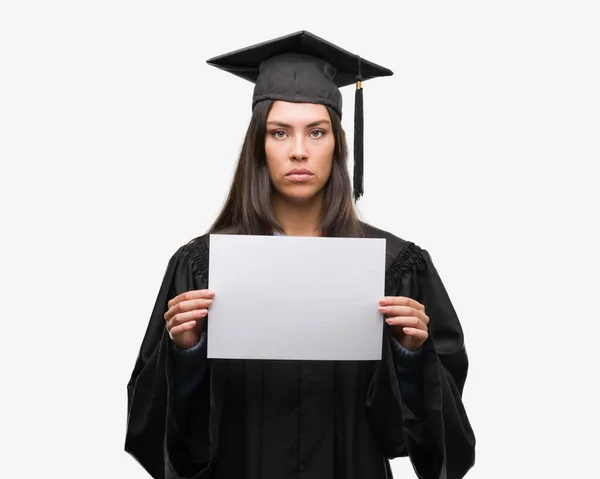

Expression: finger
xmin=401 ymin=327 xmax=429 ymax=341
xmin=169 ymin=320 xmax=197 ymax=338
xmin=378 ymin=304 xmax=421 ymax=317
xmin=167 ymin=309 xmax=208 ymax=329
xmin=379 ymin=305 xmax=429 ymax=325
xmin=164 ymin=298 xmax=213 ymax=322
xmin=167 ymin=289 xmax=215 ymax=310
xmin=379 ymin=296 xmax=424 ymax=312
xmin=385 ymin=316 xmax=428 ymax=331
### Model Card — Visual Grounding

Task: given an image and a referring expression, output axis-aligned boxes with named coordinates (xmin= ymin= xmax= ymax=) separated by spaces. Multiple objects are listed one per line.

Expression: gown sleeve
xmin=124 ymin=239 xmax=215 ymax=479
xmin=367 ymin=242 xmax=476 ymax=479
xmin=389 ymin=338 xmax=425 ymax=418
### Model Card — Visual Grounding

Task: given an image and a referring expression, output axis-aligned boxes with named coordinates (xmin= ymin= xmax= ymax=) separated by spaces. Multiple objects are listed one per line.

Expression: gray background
xmin=1 ymin=1 xmax=598 ymax=477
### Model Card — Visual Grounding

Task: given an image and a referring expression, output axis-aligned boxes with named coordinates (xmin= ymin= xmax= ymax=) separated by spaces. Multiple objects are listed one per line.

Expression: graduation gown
xmin=125 ymin=225 xmax=475 ymax=478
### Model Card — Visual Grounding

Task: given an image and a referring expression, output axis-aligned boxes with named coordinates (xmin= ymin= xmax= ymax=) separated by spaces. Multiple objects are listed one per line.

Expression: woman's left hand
xmin=378 ymin=296 xmax=430 ymax=351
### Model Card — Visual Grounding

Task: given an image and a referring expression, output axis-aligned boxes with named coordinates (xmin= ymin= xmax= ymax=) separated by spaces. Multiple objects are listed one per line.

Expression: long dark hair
xmin=207 ymin=100 xmax=364 ymax=238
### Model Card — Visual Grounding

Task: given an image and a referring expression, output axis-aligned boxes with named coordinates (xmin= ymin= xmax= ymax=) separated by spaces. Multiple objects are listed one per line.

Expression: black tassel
xmin=353 ymin=77 xmax=364 ymax=202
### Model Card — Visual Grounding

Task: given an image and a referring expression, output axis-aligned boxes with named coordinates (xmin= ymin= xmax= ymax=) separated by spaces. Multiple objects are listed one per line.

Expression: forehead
xmin=267 ymin=101 xmax=330 ymax=123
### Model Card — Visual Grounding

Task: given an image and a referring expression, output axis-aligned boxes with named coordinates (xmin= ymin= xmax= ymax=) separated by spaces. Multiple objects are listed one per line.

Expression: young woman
xmin=125 ymin=31 xmax=475 ymax=479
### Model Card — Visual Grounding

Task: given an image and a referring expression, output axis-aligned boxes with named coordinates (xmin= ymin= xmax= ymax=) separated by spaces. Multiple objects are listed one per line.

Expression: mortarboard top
xmin=207 ymin=30 xmax=393 ymax=201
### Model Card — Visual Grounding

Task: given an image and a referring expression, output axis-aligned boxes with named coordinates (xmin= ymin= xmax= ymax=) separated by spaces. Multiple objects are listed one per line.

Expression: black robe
xmin=125 ymin=225 xmax=475 ymax=478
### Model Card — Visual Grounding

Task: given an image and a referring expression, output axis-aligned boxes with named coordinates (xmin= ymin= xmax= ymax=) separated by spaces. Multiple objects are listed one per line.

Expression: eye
xmin=309 ymin=129 xmax=326 ymax=139
xmin=271 ymin=130 xmax=288 ymax=139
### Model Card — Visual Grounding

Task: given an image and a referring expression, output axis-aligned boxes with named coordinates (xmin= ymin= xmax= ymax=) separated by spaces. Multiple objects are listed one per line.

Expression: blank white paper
xmin=207 ymin=234 xmax=386 ymax=361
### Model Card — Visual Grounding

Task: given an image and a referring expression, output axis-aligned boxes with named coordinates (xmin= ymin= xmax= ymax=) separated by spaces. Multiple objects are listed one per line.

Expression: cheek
xmin=318 ymin=140 xmax=335 ymax=177
xmin=265 ymin=141 xmax=284 ymax=177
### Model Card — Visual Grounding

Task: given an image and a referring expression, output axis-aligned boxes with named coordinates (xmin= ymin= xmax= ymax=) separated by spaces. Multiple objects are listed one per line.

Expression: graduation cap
xmin=206 ymin=30 xmax=393 ymax=201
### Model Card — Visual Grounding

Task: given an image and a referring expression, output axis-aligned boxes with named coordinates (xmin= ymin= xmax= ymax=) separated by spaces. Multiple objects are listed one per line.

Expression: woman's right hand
xmin=164 ymin=289 xmax=215 ymax=350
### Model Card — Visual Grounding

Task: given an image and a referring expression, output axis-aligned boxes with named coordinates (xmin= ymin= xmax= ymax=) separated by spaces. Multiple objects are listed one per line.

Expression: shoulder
xmin=361 ymin=222 xmax=426 ymax=260
xmin=361 ymin=222 xmax=429 ymax=275
xmin=362 ymin=222 xmax=407 ymax=251
xmin=167 ymin=234 xmax=210 ymax=275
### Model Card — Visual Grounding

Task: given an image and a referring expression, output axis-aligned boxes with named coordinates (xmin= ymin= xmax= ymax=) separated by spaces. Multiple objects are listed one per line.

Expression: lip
xmin=286 ymin=168 xmax=313 ymax=176
xmin=285 ymin=168 xmax=314 ymax=183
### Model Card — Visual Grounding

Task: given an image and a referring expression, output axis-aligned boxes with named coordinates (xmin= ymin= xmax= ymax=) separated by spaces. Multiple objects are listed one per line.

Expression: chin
xmin=276 ymin=185 xmax=323 ymax=203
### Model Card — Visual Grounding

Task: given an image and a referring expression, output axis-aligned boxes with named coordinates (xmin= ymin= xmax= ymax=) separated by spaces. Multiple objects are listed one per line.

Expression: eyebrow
xmin=266 ymin=119 xmax=331 ymax=128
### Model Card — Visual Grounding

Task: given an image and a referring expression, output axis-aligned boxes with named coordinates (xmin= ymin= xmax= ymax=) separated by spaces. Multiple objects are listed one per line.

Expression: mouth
xmin=286 ymin=168 xmax=314 ymax=182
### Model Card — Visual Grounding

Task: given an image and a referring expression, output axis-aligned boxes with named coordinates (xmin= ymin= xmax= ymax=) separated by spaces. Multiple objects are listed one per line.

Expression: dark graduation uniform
xmin=125 ymin=224 xmax=475 ymax=478
xmin=126 ymin=31 xmax=475 ymax=478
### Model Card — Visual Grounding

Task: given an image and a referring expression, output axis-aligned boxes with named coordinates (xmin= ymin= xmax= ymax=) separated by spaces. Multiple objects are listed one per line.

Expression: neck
xmin=272 ymin=192 xmax=323 ymax=237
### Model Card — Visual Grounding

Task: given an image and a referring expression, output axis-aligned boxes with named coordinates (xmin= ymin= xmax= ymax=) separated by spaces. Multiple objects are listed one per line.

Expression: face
xmin=265 ymin=101 xmax=335 ymax=203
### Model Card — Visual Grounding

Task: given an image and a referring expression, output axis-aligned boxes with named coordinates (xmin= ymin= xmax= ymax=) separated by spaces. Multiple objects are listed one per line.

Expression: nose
xmin=289 ymin=135 xmax=308 ymax=161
